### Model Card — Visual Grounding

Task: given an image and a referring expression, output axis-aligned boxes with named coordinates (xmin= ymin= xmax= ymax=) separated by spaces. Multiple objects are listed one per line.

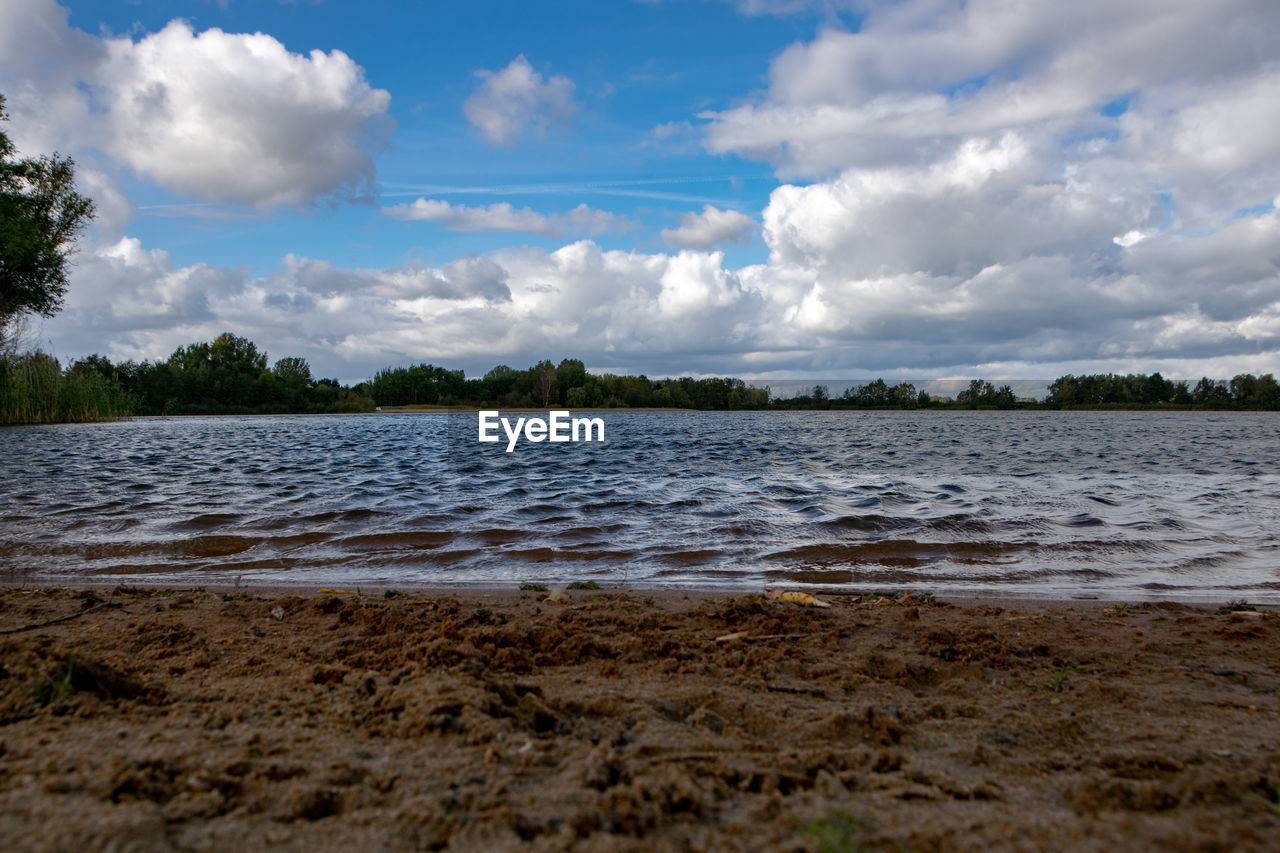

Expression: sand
xmin=0 ymin=584 xmax=1277 ymax=851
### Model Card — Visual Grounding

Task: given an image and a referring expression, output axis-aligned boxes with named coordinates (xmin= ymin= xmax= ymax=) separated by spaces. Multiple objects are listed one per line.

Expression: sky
xmin=2 ymin=0 xmax=1279 ymax=383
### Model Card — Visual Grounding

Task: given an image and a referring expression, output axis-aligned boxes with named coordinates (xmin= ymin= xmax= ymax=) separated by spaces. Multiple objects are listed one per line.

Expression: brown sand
xmin=0 ymin=585 xmax=1277 ymax=851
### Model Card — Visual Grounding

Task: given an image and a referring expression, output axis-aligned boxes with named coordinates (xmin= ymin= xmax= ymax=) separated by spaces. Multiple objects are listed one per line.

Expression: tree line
xmin=8 ymin=336 xmax=1280 ymax=425
xmin=771 ymin=379 xmax=1019 ymax=410
xmin=1 ymin=333 xmax=373 ymax=424
xmin=366 ymin=359 xmax=771 ymax=410
xmin=1043 ymin=372 xmax=1280 ymax=409
xmin=366 ymin=363 xmax=1280 ymax=411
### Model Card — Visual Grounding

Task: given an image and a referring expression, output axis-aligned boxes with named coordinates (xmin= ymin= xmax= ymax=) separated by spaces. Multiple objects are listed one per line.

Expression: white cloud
xmin=59 ymin=237 xmax=248 ymax=342
xmin=1113 ymin=230 xmax=1152 ymax=249
xmin=0 ymin=0 xmax=392 ymax=208
xmin=383 ymin=199 xmax=632 ymax=238
xmin=97 ymin=22 xmax=391 ymax=207
xmin=759 ymin=134 xmax=1150 ymax=278
xmin=463 ymin=55 xmax=576 ymax=145
xmin=661 ymin=205 xmax=757 ymax=249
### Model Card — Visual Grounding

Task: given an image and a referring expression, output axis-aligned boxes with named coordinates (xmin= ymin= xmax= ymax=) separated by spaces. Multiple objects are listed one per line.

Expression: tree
xmin=992 ymin=384 xmax=1017 ymax=409
xmin=531 ymin=360 xmax=558 ymax=407
xmin=1192 ymin=377 xmax=1229 ymax=406
xmin=272 ymin=356 xmax=313 ymax=387
xmin=0 ymin=94 xmax=95 ymax=333
xmin=210 ymin=332 xmax=268 ymax=375
xmin=555 ymin=358 xmax=587 ymax=405
xmin=957 ymin=379 xmax=991 ymax=408
xmin=893 ymin=382 xmax=918 ymax=409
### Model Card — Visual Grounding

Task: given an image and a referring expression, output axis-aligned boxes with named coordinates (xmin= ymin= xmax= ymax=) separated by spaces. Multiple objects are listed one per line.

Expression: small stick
xmin=765 ymin=684 xmax=827 ymax=697
xmin=714 ymin=632 xmax=809 ymax=643
xmin=0 ymin=601 xmax=116 ymax=635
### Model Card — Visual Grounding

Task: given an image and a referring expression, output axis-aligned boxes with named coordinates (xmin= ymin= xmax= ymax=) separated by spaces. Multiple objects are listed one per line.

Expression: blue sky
xmin=2 ymin=0 xmax=1279 ymax=382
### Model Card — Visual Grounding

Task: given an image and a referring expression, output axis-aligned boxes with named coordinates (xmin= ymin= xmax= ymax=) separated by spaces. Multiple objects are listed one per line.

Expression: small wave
xmin=469 ymin=528 xmax=529 ymax=545
xmin=170 ymin=512 xmax=246 ymax=530
xmin=771 ymin=539 xmax=1034 ymax=567
xmin=335 ymin=530 xmax=455 ymax=549
xmin=818 ymin=514 xmax=915 ymax=534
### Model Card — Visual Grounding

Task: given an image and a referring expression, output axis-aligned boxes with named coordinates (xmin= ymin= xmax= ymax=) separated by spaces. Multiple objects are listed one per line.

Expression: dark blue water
xmin=2 ymin=411 xmax=1279 ymax=600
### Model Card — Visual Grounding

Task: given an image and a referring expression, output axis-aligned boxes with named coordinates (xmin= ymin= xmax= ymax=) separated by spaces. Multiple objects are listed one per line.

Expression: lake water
xmin=2 ymin=411 xmax=1279 ymax=601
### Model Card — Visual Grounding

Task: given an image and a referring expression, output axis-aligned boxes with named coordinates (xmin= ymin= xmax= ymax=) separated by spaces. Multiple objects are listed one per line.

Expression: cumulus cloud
xmin=661 ymin=205 xmax=757 ymax=249
xmin=0 ymin=0 xmax=392 ymax=208
xmin=97 ymin=22 xmax=391 ymax=206
xmin=383 ymin=199 xmax=632 ymax=238
xmin=463 ymin=55 xmax=576 ymax=145
xmin=760 ymin=134 xmax=1152 ymax=277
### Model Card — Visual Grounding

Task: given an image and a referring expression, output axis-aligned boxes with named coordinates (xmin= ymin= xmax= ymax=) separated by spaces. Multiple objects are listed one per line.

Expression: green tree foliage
xmin=363 ymin=358 xmax=768 ymax=411
xmin=367 ymin=363 xmax=466 ymax=407
xmin=1044 ymin=372 xmax=1279 ymax=409
xmin=841 ymin=379 xmax=891 ymax=407
xmin=109 ymin=333 xmax=373 ymax=416
xmin=1047 ymin=373 xmax=1187 ymax=406
xmin=953 ymin=380 xmax=1015 ymax=409
xmin=0 ymin=94 xmax=95 ymax=328
xmin=530 ymin=360 xmax=559 ymax=407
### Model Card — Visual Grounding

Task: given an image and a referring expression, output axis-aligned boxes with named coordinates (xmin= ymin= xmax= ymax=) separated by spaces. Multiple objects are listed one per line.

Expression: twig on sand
xmin=765 ymin=684 xmax=827 ymax=698
xmin=715 ymin=632 xmax=809 ymax=643
xmin=0 ymin=601 xmax=118 ymax=635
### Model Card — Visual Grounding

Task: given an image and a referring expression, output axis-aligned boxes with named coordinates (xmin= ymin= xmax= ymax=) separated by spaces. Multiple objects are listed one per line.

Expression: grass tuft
xmin=800 ymin=810 xmax=867 ymax=853
xmin=1048 ymin=664 xmax=1086 ymax=693
xmin=1217 ymin=599 xmax=1254 ymax=614
xmin=31 ymin=658 xmax=75 ymax=707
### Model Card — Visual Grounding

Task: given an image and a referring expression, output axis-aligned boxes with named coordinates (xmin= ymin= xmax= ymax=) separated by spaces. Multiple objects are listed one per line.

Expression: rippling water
xmin=3 ymin=411 xmax=1279 ymax=600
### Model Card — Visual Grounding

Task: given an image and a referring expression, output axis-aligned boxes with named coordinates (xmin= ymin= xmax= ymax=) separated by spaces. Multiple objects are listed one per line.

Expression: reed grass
xmin=0 ymin=352 xmax=136 ymax=425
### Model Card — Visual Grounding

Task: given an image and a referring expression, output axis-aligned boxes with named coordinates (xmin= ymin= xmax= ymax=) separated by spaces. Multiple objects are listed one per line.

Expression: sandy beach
xmin=1 ymin=584 xmax=1277 ymax=851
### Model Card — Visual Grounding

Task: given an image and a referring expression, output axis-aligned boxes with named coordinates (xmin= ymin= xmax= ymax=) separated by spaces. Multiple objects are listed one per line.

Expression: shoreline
xmin=6 ymin=579 xmax=1277 ymax=609
xmin=13 ymin=408 xmax=1278 ymax=423
xmin=2 ymin=584 xmax=1277 ymax=850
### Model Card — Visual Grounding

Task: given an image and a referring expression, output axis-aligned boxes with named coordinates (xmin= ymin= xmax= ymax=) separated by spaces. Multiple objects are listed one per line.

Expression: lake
xmin=2 ymin=411 xmax=1279 ymax=600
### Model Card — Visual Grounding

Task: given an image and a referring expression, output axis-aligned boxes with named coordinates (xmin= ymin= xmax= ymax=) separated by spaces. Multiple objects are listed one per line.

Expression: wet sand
xmin=1 ymin=585 xmax=1277 ymax=851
